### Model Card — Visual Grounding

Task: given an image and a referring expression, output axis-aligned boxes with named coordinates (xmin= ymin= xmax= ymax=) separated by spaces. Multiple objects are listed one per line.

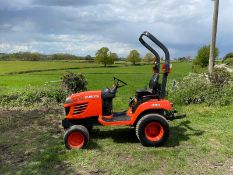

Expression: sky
xmin=0 ymin=0 xmax=232 ymax=58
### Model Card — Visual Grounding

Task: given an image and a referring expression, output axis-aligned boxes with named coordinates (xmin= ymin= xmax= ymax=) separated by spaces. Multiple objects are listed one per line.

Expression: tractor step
xmin=102 ymin=111 xmax=131 ymax=122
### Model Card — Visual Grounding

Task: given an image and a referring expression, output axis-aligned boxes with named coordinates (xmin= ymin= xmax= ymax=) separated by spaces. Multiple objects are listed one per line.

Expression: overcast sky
xmin=0 ymin=0 xmax=232 ymax=58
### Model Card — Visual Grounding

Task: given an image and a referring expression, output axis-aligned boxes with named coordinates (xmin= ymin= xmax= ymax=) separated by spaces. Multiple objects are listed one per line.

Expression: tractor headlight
xmin=170 ymin=103 xmax=174 ymax=107
xmin=65 ymin=97 xmax=73 ymax=104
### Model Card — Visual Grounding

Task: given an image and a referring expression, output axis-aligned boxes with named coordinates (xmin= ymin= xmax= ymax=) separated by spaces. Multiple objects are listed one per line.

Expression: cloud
xmin=0 ymin=0 xmax=32 ymax=10
xmin=0 ymin=43 xmax=32 ymax=53
xmin=0 ymin=0 xmax=232 ymax=58
xmin=32 ymin=0 xmax=108 ymax=7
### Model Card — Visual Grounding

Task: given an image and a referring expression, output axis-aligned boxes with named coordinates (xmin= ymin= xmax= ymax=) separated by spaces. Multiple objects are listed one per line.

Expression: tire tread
xmin=64 ymin=125 xmax=90 ymax=149
xmin=135 ymin=113 xmax=169 ymax=147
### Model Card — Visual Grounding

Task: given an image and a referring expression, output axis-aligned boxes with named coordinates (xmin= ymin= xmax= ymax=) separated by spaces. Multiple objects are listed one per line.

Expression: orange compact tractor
xmin=62 ymin=31 xmax=185 ymax=149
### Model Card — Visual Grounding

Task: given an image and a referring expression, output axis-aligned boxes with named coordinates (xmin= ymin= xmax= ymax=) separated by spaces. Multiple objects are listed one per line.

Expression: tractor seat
xmin=101 ymin=88 xmax=116 ymax=99
xmin=136 ymin=89 xmax=152 ymax=99
xmin=136 ymin=89 xmax=160 ymax=102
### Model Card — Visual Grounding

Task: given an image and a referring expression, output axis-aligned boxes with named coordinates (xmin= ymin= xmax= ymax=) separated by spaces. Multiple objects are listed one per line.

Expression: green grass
xmin=0 ymin=61 xmax=191 ymax=96
xmin=1 ymin=104 xmax=232 ymax=174
xmin=1 ymin=61 xmax=232 ymax=174
xmin=0 ymin=60 xmax=101 ymax=75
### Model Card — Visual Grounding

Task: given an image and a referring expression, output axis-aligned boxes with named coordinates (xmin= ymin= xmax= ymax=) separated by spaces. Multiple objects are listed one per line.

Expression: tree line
xmin=0 ymin=52 xmax=86 ymax=61
xmin=1 ymin=46 xmax=232 ymax=67
xmin=0 ymin=48 xmax=157 ymax=66
xmin=95 ymin=47 xmax=157 ymax=67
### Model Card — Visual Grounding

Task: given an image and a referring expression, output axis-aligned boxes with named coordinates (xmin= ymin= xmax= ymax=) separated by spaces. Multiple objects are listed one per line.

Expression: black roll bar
xmin=139 ymin=33 xmax=161 ymax=68
xmin=139 ymin=31 xmax=170 ymax=98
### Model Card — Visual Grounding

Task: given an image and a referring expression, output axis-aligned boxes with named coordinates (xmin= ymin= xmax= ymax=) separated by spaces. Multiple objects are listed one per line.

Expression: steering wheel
xmin=113 ymin=77 xmax=127 ymax=88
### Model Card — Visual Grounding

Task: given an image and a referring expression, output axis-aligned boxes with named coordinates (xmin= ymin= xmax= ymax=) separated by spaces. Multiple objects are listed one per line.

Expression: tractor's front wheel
xmin=136 ymin=114 xmax=169 ymax=147
xmin=64 ymin=125 xmax=90 ymax=149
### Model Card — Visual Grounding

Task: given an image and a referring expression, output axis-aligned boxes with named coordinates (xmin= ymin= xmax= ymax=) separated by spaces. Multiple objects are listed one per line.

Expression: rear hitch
xmin=173 ymin=114 xmax=186 ymax=120
xmin=166 ymin=110 xmax=186 ymax=120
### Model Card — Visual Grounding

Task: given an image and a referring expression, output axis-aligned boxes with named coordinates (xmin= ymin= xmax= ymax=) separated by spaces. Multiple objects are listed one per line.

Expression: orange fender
xmin=130 ymin=99 xmax=173 ymax=124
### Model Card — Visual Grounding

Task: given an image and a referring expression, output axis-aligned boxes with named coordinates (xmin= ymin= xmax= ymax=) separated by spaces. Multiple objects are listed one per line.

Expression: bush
xmin=169 ymin=69 xmax=233 ymax=106
xmin=0 ymin=72 xmax=89 ymax=107
xmin=222 ymin=53 xmax=233 ymax=66
xmin=169 ymin=73 xmax=208 ymax=104
xmin=209 ymin=68 xmax=232 ymax=87
xmin=223 ymin=58 xmax=233 ymax=66
xmin=193 ymin=45 xmax=219 ymax=67
xmin=192 ymin=65 xmax=207 ymax=74
xmin=61 ymin=71 xmax=87 ymax=94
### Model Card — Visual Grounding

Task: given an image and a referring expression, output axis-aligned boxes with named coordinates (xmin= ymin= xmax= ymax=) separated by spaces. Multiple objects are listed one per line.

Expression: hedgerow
xmin=169 ymin=68 xmax=233 ymax=106
xmin=0 ymin=86 xmax=66 ymax=107
xmin=0 ymin=72 xmax=88 ymax=107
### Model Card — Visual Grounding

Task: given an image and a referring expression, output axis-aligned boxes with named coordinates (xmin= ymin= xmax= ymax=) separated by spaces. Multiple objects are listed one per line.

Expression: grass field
xmin=0 ymin=61 xmax=102 ymax=75
xmin=0 ymin=61 xmax=191 ymax=101
xmin=0 ymin=61 xmax=233 ymax=175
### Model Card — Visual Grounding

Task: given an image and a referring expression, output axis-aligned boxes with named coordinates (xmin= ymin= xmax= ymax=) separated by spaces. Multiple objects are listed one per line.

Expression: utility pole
xmin=208 ymin=0 xmax=219 ymax=76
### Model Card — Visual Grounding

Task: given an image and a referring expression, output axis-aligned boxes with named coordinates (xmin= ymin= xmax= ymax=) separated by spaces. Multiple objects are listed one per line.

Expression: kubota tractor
xmin=62 ymin=31 xmax=185 ymax=149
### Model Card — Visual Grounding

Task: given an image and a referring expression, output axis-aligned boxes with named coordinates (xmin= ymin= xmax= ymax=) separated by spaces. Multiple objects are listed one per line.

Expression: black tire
xmin=136 ymin=113 xmax=169 ymax=147
xmin=64 ymin=125 xmax=90 ymax=149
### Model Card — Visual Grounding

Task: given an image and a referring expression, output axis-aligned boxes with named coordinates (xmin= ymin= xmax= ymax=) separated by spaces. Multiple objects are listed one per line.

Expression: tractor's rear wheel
xmin=64 ymin=125 xmax=89 ymax=149
xmin=136 ymin=114 xmax=169 ymax=147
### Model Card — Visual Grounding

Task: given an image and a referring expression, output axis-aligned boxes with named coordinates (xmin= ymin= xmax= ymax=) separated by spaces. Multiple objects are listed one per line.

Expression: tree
xmin=161 ymin=57 xmax=164 ymax=62
xmin=177 ymin=56 xmax=192 ymax=62
xmin=30 ymin=52 xmax=41 ymax=61
xmin=223 ymin=52 xmax=233 ymax=65
xmin=95 ymin=47 xmax=114 ymax=67
xmin=110 ymin=53 xmax=119 ymax=61
xmin=223 ymin=52 xmax=233 ymax=61
xmin=209 ymin=0 xmax=219 ymax=76
xmin=143 ymin=52 xmax=154 ymax=63
xmin=194 ymin=45 xmax=218 ymax=67
xmin=127 ymin=49 xmax=141 ymax=65
xmin=85 ymin=55 xmax=93 ymax=60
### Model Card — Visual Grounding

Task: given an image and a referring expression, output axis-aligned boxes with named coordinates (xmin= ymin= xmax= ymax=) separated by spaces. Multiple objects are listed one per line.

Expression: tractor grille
xmin=73 ymin=103 xmax=88 ymax=115
xmin=65 ymin=107 xmax=70 ymax=115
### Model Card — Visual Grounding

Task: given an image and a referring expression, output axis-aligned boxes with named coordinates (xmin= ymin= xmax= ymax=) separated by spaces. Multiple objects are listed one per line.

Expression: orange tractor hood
xmin=69 ymin=90 xmax=102 ymax=103
xmin=64 ymin=90 xmax=103 ymax=119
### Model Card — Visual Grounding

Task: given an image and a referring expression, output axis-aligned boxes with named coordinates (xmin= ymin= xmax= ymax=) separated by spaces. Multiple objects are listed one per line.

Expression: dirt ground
xmin=0 ymin=107 xmax=75 ymax=174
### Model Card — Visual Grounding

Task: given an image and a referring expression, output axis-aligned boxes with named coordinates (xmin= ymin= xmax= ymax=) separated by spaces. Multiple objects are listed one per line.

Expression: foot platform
xmin=102 ymin=111 xmax=131 ymax=122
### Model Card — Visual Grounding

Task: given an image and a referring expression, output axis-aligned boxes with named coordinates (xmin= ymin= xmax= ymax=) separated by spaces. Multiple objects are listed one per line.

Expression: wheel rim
xmin=144 ymin=122 xmax=164 ymax=141
xmin=67 ymin=131 xmax=84 ymax=149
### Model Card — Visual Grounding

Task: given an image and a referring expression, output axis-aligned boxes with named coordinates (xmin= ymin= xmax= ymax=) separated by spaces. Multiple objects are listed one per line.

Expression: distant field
xmin=0 ymin=61 xmax=192 ymax=111
xmin=0 ymin=61 xmax=102 ymax=75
